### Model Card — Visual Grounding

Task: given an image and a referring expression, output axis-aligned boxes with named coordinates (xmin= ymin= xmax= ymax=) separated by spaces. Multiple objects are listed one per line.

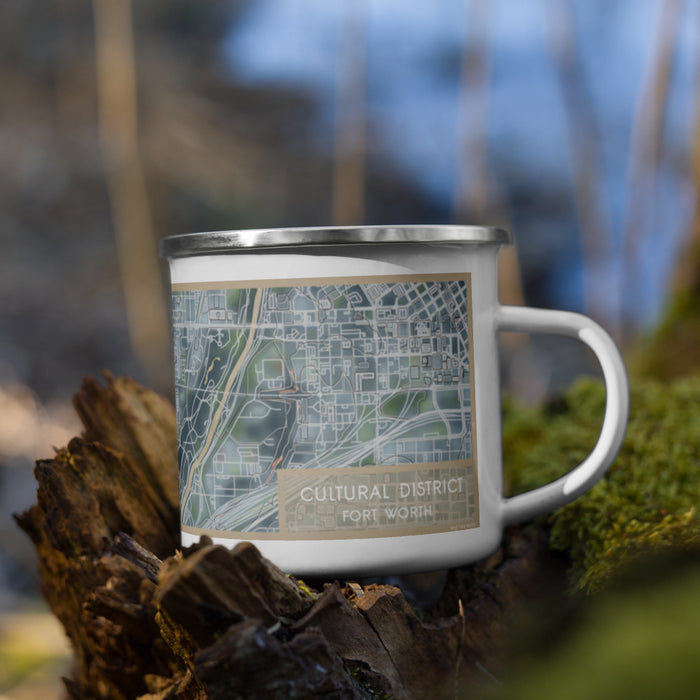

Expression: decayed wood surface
xmin=16 ymin=373 xmax=565 ymax=700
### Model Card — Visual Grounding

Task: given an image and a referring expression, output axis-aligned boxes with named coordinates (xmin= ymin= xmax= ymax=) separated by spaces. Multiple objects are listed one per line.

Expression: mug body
xmin=161 ymin=226 xmax=511 ymax=576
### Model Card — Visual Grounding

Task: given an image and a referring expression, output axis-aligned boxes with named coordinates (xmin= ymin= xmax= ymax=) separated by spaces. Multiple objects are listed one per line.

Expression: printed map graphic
xmin=172 ymin=276 xmax=474 ymax=534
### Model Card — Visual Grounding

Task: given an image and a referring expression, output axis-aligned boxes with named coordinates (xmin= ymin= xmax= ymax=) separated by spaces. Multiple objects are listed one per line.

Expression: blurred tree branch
xmin=93 ymin=0 xmax=169 ymax=387
xmin=633 ymin=7 xmax=700 ymax=380
xmin=453 ymin=0 xmax=491 ymax=224
xmin=332 ymin=0 xmax=367 ymax=225
xmin=669 ymin=5 xmax=700 ymax=298
xmin=620 ymin=0 xmax=684 ymax=341
xmin=454 ymin=0 xmax=523 ymax=309
xmin=547 ymin=0 xmax=613 ymax=328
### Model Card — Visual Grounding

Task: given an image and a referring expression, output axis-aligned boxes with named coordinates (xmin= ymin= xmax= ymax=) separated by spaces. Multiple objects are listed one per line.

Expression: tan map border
xmin=176 ymin=273 xmax=480 ymax=540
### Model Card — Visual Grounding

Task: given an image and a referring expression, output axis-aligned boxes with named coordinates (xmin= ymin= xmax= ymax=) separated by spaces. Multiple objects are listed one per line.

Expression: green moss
xmin=503 ymin=376 xmax=700 ymax=594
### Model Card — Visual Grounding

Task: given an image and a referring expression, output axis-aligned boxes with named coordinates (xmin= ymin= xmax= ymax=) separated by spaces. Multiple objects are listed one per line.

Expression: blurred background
xmin=0 ymin=0 xmax=698 ymax=695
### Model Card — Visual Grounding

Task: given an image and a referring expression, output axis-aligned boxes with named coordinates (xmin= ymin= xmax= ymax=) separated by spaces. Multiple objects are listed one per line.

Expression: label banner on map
xmin=278 ymin=461 xmax=478 ymax=538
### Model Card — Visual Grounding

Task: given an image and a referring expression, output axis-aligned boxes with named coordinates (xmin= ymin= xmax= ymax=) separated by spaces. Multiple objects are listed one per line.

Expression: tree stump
xmin=16 ymin=373 xmax=566 ymax=699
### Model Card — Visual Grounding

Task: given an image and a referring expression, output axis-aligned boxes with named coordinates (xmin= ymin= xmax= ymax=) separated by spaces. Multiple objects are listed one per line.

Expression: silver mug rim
xmin=159 ymin=225 xmax=512 ymax=259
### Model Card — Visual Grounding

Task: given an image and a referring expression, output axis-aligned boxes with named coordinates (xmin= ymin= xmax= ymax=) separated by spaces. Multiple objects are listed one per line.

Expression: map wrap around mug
xmin=160 ymin=226 xmax=629 ymax=576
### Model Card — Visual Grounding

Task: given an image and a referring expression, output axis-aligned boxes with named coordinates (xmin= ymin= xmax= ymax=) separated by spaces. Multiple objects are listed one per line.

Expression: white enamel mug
xmin=160 ymin=226 xmax=629 ymax=576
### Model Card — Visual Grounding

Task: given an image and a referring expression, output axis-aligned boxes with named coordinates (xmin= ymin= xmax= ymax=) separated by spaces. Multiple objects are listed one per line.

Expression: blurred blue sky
xmin=224 ymin=0 xmax=700 ymax=327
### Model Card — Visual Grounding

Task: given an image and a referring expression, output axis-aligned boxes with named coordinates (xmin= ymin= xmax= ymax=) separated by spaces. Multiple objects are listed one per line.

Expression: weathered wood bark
xmin=16 ymin=373 xmax=566 ymax=699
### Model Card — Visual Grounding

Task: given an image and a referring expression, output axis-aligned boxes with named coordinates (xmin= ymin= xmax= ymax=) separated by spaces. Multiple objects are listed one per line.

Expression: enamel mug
xmin=160 ymin=226 xmax=629 ymax=576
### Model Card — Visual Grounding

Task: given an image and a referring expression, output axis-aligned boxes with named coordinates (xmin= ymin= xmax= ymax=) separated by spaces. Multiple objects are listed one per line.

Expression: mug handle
xmin=496 ymin=305 xmax=629 ymax=525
